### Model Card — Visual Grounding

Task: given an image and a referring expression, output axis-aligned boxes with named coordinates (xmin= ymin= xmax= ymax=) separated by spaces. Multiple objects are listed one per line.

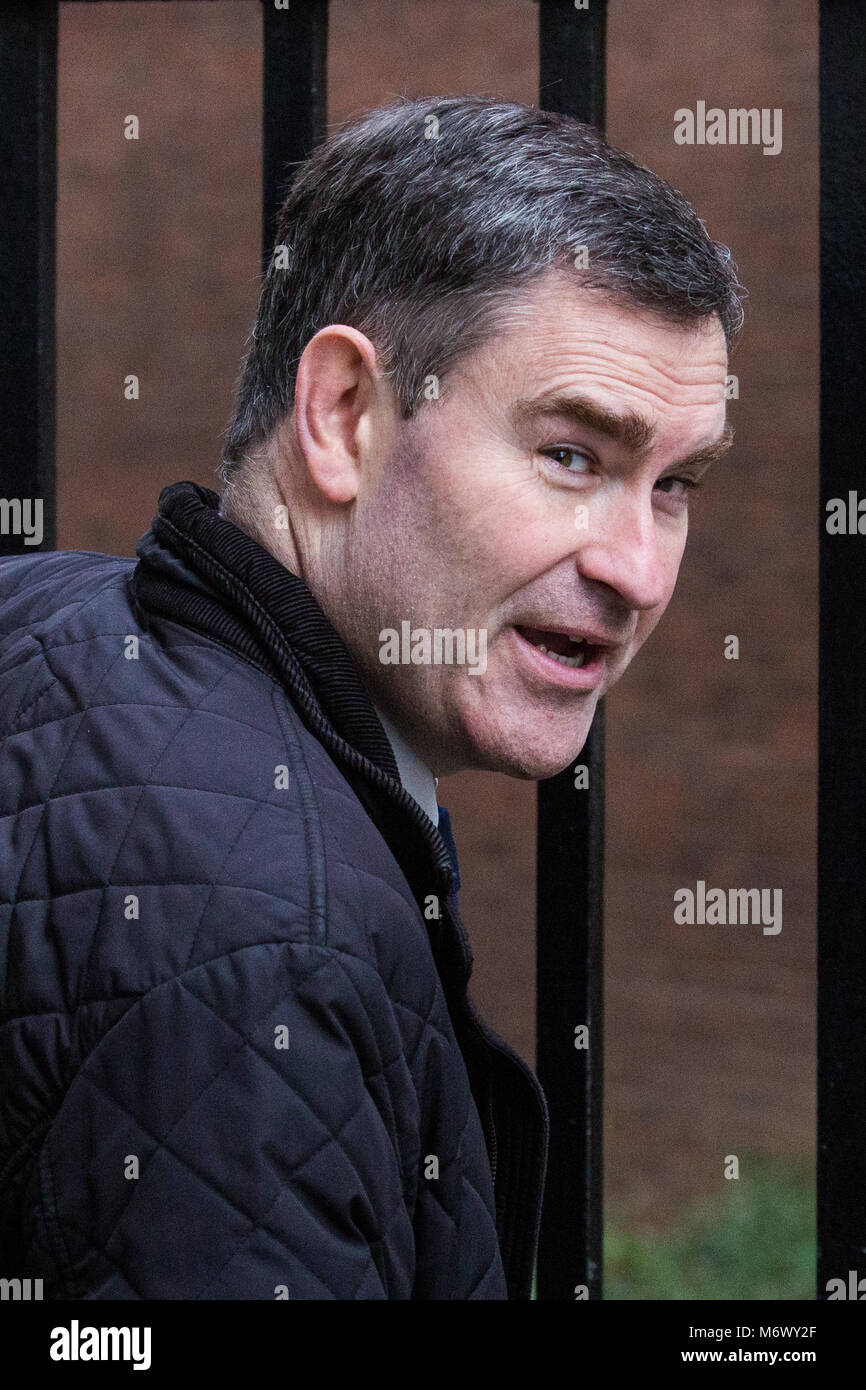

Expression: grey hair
xmin=219 ymin=94 xmax=744 ymax=487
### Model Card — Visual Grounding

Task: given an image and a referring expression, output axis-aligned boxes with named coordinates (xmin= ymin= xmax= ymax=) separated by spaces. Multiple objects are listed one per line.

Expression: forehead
xmin=460 ymin=270 xmax=729 ymax=433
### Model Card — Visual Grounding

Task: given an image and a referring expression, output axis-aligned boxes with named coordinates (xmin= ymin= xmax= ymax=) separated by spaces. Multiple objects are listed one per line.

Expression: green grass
xmin=530 ymin=1154 xmax=815 ymax=1300
xmin=604 ymin=1154 xmax=815 ymax=1300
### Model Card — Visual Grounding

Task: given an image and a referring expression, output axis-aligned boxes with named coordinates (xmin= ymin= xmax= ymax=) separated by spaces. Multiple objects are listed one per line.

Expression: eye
xmin=541 ymin=446 xmax=593 ymax=474
xmin=655 ymin=475 xmax=703 ymax=498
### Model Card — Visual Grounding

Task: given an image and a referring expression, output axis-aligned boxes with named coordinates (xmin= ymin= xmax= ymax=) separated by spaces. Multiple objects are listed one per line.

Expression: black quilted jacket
xmin=0 ymin=480 xmax=548 ymax=1300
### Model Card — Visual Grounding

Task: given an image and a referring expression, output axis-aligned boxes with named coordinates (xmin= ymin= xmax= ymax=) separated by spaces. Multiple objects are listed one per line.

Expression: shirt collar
xmin=374 ymin=704 xmax=439 ymax=827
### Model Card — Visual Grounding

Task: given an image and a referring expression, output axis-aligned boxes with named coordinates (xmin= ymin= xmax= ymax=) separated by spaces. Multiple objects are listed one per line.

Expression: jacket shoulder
xmin=0 ymin=549 xmax=133 ymax=642
xmin=0 ymin=545 xmax=431 ymax=992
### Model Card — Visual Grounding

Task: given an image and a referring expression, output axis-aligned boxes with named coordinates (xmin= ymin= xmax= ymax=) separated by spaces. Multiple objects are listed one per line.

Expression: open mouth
xmin=514 ymin=625 xmax=595 ymax=670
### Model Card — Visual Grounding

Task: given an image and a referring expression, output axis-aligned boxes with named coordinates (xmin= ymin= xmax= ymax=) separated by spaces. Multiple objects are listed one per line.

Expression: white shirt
xmin=374 ymin=704 xmax=439 ymax=827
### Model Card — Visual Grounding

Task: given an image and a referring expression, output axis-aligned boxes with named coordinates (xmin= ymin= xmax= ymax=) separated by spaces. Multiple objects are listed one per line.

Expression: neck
xmin=220 ymin=448 xmax=308 ymax=579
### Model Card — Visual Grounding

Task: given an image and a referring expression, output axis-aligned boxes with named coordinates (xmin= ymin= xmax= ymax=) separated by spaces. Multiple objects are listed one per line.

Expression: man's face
xmin=336 ymin=271 xmax=731 ymax=778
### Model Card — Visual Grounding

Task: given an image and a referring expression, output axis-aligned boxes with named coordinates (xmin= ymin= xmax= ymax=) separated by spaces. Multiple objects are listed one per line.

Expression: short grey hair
xmin=220 ymin=94 xmax=744 ymax=487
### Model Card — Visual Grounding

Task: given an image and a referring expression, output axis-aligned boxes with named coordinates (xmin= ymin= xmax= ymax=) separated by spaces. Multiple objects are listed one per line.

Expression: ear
xmin=293 ymin=325 xmax=380 ymax=504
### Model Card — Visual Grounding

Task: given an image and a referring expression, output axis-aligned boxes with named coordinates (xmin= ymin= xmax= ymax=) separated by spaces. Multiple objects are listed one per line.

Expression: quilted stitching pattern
xmin=0 ymin=551 xmax=507 ymax=1299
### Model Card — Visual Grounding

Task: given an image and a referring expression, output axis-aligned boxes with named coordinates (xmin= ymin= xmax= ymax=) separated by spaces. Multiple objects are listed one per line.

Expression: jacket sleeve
xmin=36 ymin=938 xmax=418 ymax=1299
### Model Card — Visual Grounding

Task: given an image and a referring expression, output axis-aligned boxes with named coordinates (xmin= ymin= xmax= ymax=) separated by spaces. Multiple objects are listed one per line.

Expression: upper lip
xmin=513 ymin=621 xmax=624 ymax=650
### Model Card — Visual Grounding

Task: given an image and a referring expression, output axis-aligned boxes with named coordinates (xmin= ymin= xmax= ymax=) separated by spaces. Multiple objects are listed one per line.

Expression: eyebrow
xmin=511 ymin=390 xmax=735 ymax=470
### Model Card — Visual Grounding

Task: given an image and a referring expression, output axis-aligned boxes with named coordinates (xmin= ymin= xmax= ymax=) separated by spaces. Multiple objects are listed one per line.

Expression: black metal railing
xmin=0 ymin=1 xmax=57 ymax=554
xmin=817 ymin=0 xmax=866 ymax=1297
xmin=535 ymin=0 xmax=607 ymax=1302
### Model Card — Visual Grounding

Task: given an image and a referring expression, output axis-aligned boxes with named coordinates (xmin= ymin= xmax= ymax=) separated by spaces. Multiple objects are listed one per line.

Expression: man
xmin=0 ymin=96 xmax=741 ymax=1300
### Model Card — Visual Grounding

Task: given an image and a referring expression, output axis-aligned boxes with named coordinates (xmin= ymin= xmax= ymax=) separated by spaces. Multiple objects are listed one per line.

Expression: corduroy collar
xmin=131 ymin=480 xmax=472 ymax=990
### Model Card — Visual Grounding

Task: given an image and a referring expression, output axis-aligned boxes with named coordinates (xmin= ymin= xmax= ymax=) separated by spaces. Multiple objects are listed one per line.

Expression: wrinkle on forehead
xmin=461 ymin=273 xmax=729 ymax=415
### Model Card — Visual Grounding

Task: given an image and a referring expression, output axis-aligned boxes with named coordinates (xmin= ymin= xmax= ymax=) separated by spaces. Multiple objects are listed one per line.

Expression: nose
xmin=575 ymin=487 xmax=673 ymax=612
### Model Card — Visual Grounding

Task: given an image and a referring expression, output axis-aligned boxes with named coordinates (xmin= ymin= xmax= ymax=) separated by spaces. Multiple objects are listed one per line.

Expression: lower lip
xmin=510 ymin=625 xmax=608 ymax=691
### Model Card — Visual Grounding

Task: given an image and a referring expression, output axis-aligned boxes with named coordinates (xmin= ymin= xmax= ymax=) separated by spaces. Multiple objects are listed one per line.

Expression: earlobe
xmin=294 ymin=325 xmax=377 ymax=505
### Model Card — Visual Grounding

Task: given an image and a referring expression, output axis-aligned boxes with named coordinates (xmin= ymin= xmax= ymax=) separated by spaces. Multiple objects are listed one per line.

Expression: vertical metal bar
xmin=817 ymin=0 xmax=866 ymax=1300
xmin=535 ymin=0 xmax=607 ymax=1302
xmin=261 ymin=0 xmax=328 ymax=273
xmin=0 ymin=1 xmax=57 ymax=555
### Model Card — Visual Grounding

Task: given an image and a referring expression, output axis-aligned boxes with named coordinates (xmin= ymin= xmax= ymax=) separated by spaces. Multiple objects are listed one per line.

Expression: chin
xmin=460 ymin=707 xmax=596 ymax=780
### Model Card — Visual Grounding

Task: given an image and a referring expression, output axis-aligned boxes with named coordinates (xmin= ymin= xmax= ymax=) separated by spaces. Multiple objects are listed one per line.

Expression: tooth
xmin=538 ymin=643 xmax=547 ymax=653
xmin=548 ymin=648 xmax=586 ymax=668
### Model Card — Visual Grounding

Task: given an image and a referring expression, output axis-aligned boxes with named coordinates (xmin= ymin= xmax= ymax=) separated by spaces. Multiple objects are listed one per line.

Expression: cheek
xmin=475 ymin=518 xmax=568 ymax=600
xmin=660 ymin=527 xmax=689 ymax=599
xmin=436 ymin=462 xmax=556 ymax=574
